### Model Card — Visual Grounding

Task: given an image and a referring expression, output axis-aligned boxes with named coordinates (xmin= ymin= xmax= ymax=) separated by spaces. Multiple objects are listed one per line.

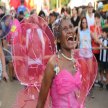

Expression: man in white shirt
xmin=86 ymin=2 xmax=95 ymax=29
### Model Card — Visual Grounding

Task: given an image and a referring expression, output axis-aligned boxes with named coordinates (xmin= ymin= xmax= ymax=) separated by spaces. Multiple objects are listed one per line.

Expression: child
xmin=99 ymin=25 xmax=108 ymax=90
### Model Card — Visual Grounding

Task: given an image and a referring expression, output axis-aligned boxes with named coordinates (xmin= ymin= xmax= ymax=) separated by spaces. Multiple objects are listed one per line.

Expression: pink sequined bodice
xmin=50 ymin=69 xmax=82 ymax=108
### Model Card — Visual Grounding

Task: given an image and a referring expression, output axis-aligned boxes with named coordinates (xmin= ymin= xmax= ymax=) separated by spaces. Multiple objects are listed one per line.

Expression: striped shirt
xmin=99 ymin=37 xmax=108 ymax=62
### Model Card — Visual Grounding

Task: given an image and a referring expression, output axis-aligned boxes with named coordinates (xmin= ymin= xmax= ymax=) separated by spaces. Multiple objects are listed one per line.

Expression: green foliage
xmin=61 ymin=0 xmax=70 ymax=6
xmin=50 ymin=0 xmax=70 ymax=10
xmin=50 ymin=0 xmax=56 ymax=9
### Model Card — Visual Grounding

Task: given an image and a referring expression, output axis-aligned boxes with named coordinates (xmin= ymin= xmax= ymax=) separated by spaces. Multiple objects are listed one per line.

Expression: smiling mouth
xmin=67 ymin=36 xmax=75 ymax=41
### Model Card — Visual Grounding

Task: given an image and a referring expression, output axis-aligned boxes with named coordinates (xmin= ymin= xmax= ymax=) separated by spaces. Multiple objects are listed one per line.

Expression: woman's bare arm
xmin=0 ymin=45 xmax=8 ymax=80
xmin=36 ymin=56 xmax=55 ymax=108
xmin=90 ymin=32 xmax=104 ymax=47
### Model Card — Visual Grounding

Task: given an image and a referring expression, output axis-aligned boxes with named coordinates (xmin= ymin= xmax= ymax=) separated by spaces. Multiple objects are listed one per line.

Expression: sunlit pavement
xmin=0 ymin=80 xmax=108 ymax=108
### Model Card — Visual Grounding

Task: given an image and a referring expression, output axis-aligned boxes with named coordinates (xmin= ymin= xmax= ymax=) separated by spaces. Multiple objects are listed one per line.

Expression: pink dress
xmin=50 ymin=69 xmax=83 ymax=108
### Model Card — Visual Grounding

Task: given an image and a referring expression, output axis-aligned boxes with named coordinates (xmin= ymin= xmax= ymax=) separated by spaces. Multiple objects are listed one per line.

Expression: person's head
xmin=10 ymin=7 xmax=16 ymax=17
xmin=61 ymin=7 xmax=66 ymax=14
xmin=72 ymin=7 xmax=78 ymax=16
xmin=87 ymin=2 xmax=93 ymax=14
xmin=94 ymin=12 xmax=101 ymax=25
xmin=53 ymin=16 xmax=77 ymax=51
xmin=38 ymin=10 xmax=46 ymax=20
xmin=80 ymin=17 xmax=88 ymax=30
xmin=49 ymin=12 xmax=58 ymax=24
xmin=102 ymin=26 xmax=108 ymax=38
xmin=18 ymin=11 xmax=24 ymax=22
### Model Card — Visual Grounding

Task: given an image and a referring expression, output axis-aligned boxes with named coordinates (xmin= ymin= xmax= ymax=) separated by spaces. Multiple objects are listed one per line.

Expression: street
xmin=0 ymin=80 xmax=108 ymax=108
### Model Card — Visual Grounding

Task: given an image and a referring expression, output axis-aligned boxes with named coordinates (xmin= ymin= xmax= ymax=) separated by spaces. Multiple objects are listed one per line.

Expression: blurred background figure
xmin=71 ymin=7 xmax=80 ymax=39
xmin=48 ymin=11 xmax=59 ymax=31
xmin=17 ymin=11 xmax=25 ymax=22
xmin=86 ymin=2 xmax=95 ymax=29
xmin=38 ymin=10 xmax=46 ymax=21
xmin=17 ymin=0 xmax=27 ymax=14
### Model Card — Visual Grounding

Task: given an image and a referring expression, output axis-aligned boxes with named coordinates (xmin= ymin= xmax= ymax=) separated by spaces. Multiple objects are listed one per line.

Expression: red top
xmin=90 ymin=25 xmax=102 ymax=54
xmin=10 ymin=0 xmax=20 ymax=10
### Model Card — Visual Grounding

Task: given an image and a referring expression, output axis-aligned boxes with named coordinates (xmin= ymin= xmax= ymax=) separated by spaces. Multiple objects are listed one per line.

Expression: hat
xmin=102 ymin=25 xmax=108 ymax=33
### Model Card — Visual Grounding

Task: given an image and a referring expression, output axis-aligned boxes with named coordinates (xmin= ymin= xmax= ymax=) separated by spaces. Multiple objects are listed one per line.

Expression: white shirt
xmin=86 ymin=13 xmax=95 ymax=29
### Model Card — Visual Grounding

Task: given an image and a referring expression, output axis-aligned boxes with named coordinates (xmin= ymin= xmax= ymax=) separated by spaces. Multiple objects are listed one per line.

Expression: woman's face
xmin=72 ymin=8 xmax=77 ymax=16
xmin=82 ymin=18 xmax=87 ymax=29
xmin=59 ymin=19 xmax=76 ymax=50
xmin=88 ymin=3 xmax=93 ymax=14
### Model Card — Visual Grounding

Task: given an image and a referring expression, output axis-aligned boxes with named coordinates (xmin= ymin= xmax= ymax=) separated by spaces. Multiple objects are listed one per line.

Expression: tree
xmin=50 ymin=0 xmax=70 ymax=10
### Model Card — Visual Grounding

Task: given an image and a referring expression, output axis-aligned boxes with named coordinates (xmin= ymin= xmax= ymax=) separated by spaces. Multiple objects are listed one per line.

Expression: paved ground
xmin=0 ymin=80 xmax=108 ymax=108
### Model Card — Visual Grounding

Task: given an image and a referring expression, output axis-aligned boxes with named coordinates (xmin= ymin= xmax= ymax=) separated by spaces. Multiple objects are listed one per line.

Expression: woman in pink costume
xmin=36 ymin=16 xmax=97 ymax=108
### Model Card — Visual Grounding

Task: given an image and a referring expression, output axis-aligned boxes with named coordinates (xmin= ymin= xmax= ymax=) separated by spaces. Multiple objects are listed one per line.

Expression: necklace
xmin=61 ymin=52 xmax=75 ymax=61
xmin=61 ymin=52 xmax=77 ymax=71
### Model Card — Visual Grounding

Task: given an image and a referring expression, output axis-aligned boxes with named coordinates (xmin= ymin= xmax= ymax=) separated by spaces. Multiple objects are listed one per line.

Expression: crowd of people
xmin=0 ymin=0 xmax=108 ymax=108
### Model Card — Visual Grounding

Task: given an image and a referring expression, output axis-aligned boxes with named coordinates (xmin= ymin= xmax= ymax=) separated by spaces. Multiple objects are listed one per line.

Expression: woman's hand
xmin=2 ymin=71 xmax=8 ymax=82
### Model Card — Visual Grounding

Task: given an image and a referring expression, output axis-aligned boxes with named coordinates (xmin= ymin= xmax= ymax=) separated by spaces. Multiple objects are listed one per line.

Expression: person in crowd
xmin=17 ymin=0 xmax=27 ymax=14
xmin=71 ymin=7 xmax=80 ymax=35
xmin=78 ymin=16 xmax=105 ymax=53
xmin=90 ymin=12 xmax=104 ymax=87
xmin=61 ymin=7 xmax=67 ymax=17
xmin=38 ymin=10 xmax=46 ymax=21
xmin=48 ymin=11 xmax=58 ymax=31
xmin=10 ymin=7 xmax=17 ymax=18
xmin=90 ymin=12 xmax=103 ymax=62
xmin=86 ymin=2 xmax=95 ymax=29
xmin=78 ymin=17 xmax=92 ymax=51
xmin=99 ymin=25 xmax=108 ymax=90
xmin=17 ymin=11 xmax=25 ymax=22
